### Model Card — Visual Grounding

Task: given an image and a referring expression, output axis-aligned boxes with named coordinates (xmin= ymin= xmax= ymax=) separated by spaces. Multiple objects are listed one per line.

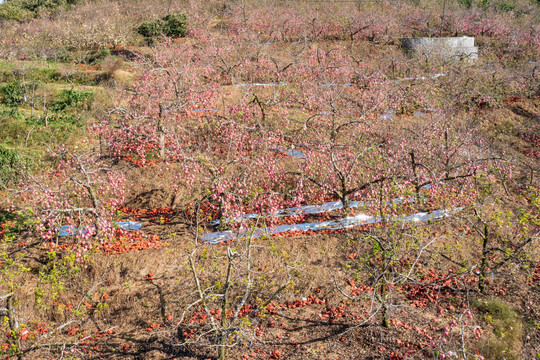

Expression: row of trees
xmin=4 ymin=34 xmax=534 ymax=257
xmin=92 ymin=40 xmax=499 ymax=221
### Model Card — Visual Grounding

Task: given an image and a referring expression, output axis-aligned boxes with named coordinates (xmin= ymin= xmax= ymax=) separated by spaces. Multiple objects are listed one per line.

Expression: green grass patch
xmin=0 ymin=104 xmax=86 ymax=148
xmin=29 ymin=67 xmax=62 ymax=82
xmin=474 ymin=298 xmax=524 ymax=360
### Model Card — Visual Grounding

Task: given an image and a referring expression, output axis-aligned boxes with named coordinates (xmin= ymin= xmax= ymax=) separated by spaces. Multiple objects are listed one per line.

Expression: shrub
xmin=137 ymin=20 xmax=163 ymax=39
xmin=0 ymin=81 xmax=24 ymax=107
xmin=0 ymin=106 xmax=26 ymax=144
xmin=85 ymin=48 xmax=111 ymax=65
xmin=30 ymin=67 xmax=61 ymax=82
xmin=51 ymin=89 xmax=93 ymax=112
xmin=0 ymin=145 xmax=25 ymax=186
xmin=0 ymin=3 xmax=33 ymax=21
xmin=162 ymin=13 xmax=188 ymax=38
xmin=0 ymin=0 xmax=77 ymax=21
xmin=498 ymin=2 xmax=515 ymax=12
xmin=137 ymin=13 xmax=188 ymax=42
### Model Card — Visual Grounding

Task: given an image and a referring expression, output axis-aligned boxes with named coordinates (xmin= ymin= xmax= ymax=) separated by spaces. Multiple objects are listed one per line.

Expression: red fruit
xmin=271 ymin=349 xmax=282 ymax=359
xmin=67 ymin=327 xmax=79 ymax=336
xmin=123 ymin=344 xmax=130 ymax=351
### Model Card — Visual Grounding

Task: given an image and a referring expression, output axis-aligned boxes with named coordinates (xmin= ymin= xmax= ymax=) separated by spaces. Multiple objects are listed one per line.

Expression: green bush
xmin=0 ymin=145 xmax=25 ymax=186
xmin=0 ymin=81 xmax=25 ymax=107
xmin=137 ymin=20 xmax=163 ymax=38
xmin=30 ymin=67 xmax=61 ymax=82
xmin=0 ymin=0 xmax=77 ymax=21
xmin=0 ymin=3 xmax=33 ymax=21
xmin=85 ymin=48 xmax=111 ymax=65
xmin=498 ymin=2 xmax=515 ymax=12
xmin=137 ymin=13 xmax=188 ymax=42
xmin=51 ymin=89 xmax=93 ymax=112
xmin=162 ymin=13 xmax=188 ymax=38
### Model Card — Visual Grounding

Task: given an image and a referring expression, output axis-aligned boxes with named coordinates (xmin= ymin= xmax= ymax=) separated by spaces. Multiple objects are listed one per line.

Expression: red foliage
xmin=101 ymin=230 xmax=166 ymax=254
xmin=347 ymin=279 xmax=373 ymax=296
xmin=271 ymin=349 xmax=282 ymax=359
xmin=403 ymin=267 xmax=477 ymax=309
xmin=66 ymin=327 xmax=79 ymax=336
xmin=54 ymin=228 xmax=167 ymax=255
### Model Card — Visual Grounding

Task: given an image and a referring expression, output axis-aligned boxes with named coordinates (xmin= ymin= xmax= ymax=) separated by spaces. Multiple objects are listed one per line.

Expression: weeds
xmin=51 ymin=88 xmax=93 ymax=112
xmin=474 ymin=298 xmax=524 ymax=359
xmin=0 ymin=146 xmax=26 ymax=186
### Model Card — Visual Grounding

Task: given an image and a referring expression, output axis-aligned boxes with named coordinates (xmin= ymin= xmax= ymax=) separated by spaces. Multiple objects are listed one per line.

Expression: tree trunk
xmin=7 ymin=295 xmax=23 ymax=360
xmin=219 ymin=251 xmax=234 ymax=360
xmin=410 ymin=150 xmax=420 ymax=195
xmin=380 ymin=282 xmax=389 ymax=328
xmin=158 ymin=103 xmax=166 ymax=160
xmin=479 ymin=224 xmax=489 ymax=293
xmin=341 ymin=193 xmax=350 ymax=212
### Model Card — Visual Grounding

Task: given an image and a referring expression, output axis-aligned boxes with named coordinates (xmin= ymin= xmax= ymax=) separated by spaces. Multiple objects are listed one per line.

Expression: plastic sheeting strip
xmin=191 ymin=108 xmax=218 ymax=112
xmin=230 ymin=74 xmax=446 ymax=89
xmin=380 ymin=110 xmax=396 ymax=120
xmin=256 ymin=140 xmax=306 ymax=159
xmin=209 ymin=194 xmax=423 ymax=226
xmin=57 ymin=221 xmax=143 ymax=237
xmin=202 ymin=207 xmax=462 ymax=243
xmin=394 ymin=73 xmax=446 ymax=83
xmin=268 ymin=144 xmax=306 ymax=159
xmin=233 ymin=83 xmax=286 ymax=87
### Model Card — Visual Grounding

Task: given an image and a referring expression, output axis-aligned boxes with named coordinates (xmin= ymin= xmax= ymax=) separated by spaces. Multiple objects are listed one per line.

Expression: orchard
xmin=0 ymin=0 xmax=538 ymax=359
